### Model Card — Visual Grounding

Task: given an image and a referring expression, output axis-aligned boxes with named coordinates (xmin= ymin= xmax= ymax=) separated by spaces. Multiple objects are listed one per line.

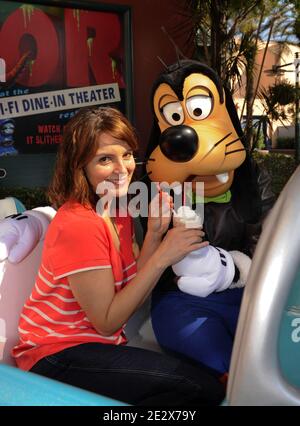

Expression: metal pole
xmin=295 ymin=52 xmax=300 ymax=163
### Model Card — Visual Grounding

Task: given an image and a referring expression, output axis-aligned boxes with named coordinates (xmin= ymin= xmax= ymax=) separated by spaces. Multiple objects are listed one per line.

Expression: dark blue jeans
xmin=30 ymin=342 xmax=224 ymax=406
xmin=151 ymin=288 xmax=244 ymax=374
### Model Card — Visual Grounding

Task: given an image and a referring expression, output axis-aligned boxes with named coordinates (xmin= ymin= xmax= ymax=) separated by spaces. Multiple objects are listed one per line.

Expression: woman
xmin=12 ymin=107 xmax=224 ymax=406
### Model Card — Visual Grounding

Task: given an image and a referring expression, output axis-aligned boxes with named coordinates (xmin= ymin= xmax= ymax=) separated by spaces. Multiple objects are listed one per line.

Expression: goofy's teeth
xmin=216 ymin=173 xmax=229 ymax=183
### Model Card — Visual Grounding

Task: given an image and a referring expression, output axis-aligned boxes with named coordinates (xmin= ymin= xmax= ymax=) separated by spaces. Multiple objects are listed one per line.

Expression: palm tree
xmin=170 ymin=0 xmax=299 ymax=148
xmin=259 ymin=80 xmax=296 ymax=144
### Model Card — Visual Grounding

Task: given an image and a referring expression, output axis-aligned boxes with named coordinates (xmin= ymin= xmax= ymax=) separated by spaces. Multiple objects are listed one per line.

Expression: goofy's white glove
xmin=172 ymin=206 xmax=251 ymax=297
xmin=0 ymin=206 xmax=56 ymax=263
xmin=173 ymin=245 xmax=233 ymax=297
xmin=172 ymin=245 xmax=251 ymax=298
xmin=228 ymin=250 xmax=252 ymax=289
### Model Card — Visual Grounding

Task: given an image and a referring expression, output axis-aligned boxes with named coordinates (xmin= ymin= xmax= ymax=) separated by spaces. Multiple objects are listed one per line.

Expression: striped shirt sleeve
xmin=46 ymin=218 xmax=111 ymax=279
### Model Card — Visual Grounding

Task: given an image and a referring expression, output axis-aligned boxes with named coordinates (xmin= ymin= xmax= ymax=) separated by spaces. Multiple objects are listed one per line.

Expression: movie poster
xmin=0 ymin=2 xmax=128 ymax=156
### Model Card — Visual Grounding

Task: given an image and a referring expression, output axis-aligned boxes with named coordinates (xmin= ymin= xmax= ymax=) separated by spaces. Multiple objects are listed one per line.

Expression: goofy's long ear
xmin=231 ymin=155 xmax=262 ymax=223
xmin=221 ymin=85 xmax=260 ymax=223
xmin=225 ymin=90 xmax=260 ymax=223
xmin=224 ymin=85 xmax=244 ymax=141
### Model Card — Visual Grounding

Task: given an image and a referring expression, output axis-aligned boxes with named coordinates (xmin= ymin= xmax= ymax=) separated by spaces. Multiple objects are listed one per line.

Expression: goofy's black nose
xmin=159 ymin=125 xmax=198 ymax=162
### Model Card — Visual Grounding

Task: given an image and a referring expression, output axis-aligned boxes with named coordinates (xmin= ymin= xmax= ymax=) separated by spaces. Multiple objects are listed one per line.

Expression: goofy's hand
xmin=0 ymin=206 xmax=56 ymax=263
xmin=229 ymin=250 xmax=252 ymax=289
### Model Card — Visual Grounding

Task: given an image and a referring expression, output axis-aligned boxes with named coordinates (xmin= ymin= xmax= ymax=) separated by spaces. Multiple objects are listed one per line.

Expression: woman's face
xmin=85 ymin=132 xmax=136 ymax=198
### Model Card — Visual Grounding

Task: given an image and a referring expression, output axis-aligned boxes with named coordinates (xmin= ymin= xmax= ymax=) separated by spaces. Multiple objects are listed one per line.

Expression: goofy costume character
xmin=143 ymin=60 xmax=274 ymax=377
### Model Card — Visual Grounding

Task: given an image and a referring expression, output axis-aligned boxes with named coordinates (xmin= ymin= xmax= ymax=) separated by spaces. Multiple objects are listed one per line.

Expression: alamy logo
xmin=95 ymin=181 xmax=204 ymax=219
xmin=0 ymin=58 xmax=6 ymax=82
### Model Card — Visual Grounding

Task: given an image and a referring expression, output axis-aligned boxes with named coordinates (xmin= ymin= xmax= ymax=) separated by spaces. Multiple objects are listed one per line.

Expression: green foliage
xmin=0 ymin=187 xmax=49 ymax=210
xmin=269 ymin=82 xmax=296 ymax=106
xmin=259 ymin=81 xmax=296 ymax=122
xmin=255 ymin=131 xmax=266 ymax=150
xmin=252 ymin=151 xmax=297 ymax=196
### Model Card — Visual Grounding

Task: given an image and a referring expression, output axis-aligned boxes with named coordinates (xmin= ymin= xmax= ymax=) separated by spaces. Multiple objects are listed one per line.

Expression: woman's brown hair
xmin=48 ymin=107 xmax=138 ymax=209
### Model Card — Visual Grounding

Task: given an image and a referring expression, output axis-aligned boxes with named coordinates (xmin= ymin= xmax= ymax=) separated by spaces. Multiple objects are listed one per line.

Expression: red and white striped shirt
xmin=12 ymin=201 xmax=137 ymax=370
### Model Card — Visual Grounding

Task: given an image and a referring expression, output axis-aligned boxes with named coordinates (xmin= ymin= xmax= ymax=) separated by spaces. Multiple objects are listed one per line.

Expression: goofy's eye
xmin=161 ymin=102 xmax=184 ymax=126
xmin=186 ymin=95 xmax=212 ymax=120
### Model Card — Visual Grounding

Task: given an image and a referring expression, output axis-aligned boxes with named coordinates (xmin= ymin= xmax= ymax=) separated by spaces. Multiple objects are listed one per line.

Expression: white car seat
xmin=0 ymin=240 xmax=44 ymax=364
xmin=0 ymin=235 xmax=162 ymax=366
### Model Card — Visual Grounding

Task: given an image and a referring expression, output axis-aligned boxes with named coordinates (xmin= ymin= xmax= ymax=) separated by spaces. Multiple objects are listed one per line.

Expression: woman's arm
xmin=136 ymin=189 xmax=173 ymax=270
xmin=136 ymin=230 xmax=161 ymax=270
xmin=69 ymin=226 xmax=208 ymax=336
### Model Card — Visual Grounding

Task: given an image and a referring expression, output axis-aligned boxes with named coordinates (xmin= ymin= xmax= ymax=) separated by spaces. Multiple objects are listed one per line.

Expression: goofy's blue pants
xmin=151 ymin=287 xmax=243 ymax=375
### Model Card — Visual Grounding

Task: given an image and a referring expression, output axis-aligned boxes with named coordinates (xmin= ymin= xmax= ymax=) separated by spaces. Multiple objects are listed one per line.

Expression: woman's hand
xmin=147 ymin=189 xmax=173 ymax=237
xmin=154 ymin=226 xmax=209 ymax=268
xmin=137 ymin=188 xmax=173 ymax=271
